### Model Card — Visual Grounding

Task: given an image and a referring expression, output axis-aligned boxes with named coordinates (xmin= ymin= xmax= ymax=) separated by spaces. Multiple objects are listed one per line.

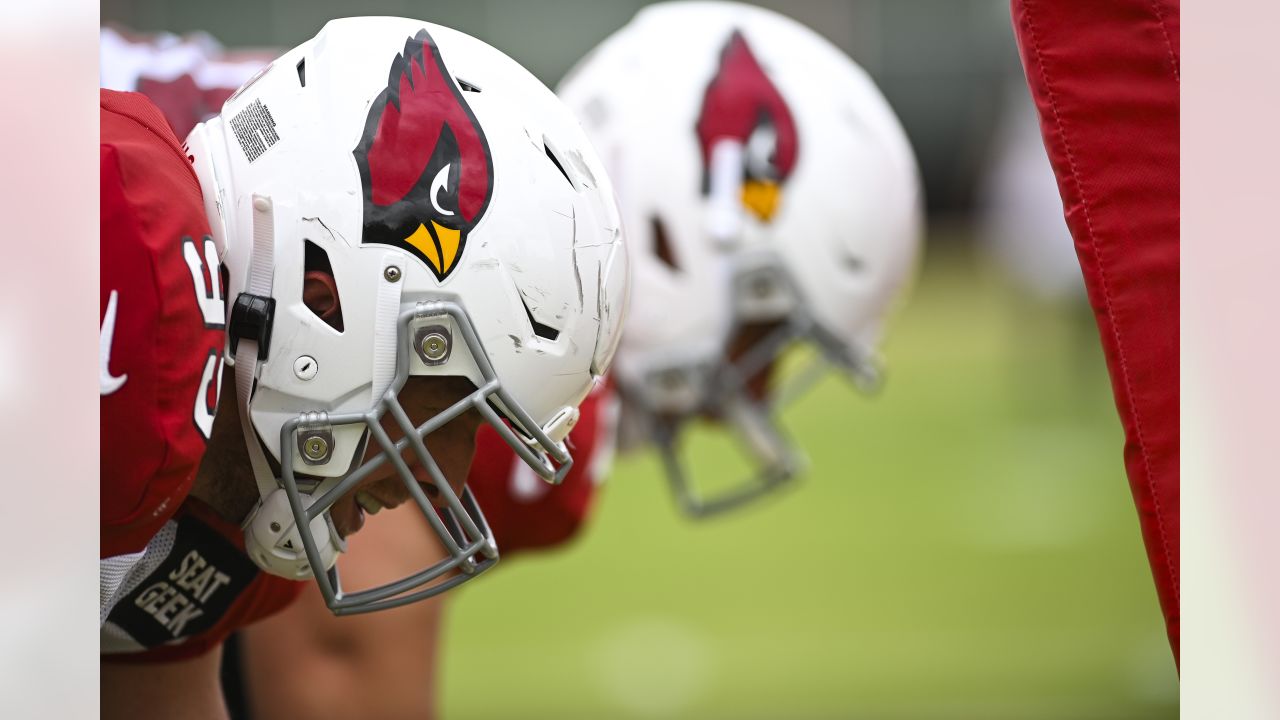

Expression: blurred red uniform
xmin=469 ymin=378 xmax=616 ymax=556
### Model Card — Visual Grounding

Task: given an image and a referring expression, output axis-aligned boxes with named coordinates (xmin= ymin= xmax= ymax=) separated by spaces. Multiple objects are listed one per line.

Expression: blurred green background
xmin=101 ymin=1 xmax=1180 ymax=716
xmin=439 ymin=242 xmax=1177 ymax=720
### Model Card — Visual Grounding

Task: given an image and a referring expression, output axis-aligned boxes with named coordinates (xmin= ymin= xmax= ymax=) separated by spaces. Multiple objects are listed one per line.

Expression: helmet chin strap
xmin=233 ymin=194 xmax=345 ymax=580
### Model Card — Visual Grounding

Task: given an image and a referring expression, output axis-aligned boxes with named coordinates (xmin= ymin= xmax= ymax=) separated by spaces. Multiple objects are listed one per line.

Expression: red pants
xmin=1010 ymin=0 xmax=1180 ymax=661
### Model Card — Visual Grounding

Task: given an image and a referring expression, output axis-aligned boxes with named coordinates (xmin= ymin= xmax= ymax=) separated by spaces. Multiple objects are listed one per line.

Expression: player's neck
xmin=190 ymin=374 xmax=260 ymax=525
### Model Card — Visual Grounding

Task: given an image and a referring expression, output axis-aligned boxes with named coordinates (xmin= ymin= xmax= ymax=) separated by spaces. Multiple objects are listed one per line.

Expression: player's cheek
xmin=427 ymin=419 xmax=479 ymax=495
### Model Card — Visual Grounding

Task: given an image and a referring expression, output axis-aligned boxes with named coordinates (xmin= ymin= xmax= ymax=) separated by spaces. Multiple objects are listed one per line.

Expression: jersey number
xmin=183 ymin=236 xmax=225 ymax=440
xmin=183 ymin=236 xmax=226 ymax=328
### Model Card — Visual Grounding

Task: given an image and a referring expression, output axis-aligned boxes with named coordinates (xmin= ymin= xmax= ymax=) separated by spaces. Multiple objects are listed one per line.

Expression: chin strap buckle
xmin=229 ymin=292 xmax=276 ymax=361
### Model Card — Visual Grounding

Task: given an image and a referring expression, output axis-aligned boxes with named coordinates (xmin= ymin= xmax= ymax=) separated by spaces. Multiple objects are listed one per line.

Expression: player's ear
xmin=303 ymin=270 xmax=344 ymax=331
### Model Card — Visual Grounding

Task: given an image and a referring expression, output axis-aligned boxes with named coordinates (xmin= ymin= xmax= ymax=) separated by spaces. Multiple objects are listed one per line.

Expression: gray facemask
xmin=245 ymin=300 xmax=571 ymax=615
xmin=622 ymin=259 xmax=881 ymax=518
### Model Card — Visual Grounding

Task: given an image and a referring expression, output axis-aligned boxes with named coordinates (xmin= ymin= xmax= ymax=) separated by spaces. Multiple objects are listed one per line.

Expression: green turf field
xmin=440 ymin=244 xmax=1179 ymax=719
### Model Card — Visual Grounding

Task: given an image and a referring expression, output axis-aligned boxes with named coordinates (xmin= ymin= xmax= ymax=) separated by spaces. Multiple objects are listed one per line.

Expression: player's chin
xmin=329 ymin=494 xmax=366 ymax=539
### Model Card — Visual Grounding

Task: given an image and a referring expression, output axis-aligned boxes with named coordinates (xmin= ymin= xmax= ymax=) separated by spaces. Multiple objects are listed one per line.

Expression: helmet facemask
xmin=628 ymin=252 xmax=882 ymax=518
xmin=232 ymin=193 xmax=579 ymax=614
xmin=247 ymin=300 xmax=571 ymax=615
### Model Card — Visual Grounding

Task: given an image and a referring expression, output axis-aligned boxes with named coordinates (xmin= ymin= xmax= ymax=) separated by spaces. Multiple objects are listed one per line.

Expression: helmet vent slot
xmin=457 ymin=78 xmax=482 ymax=93
xmin=650 ymin=215 xmax=680 ymax=272
xmin=303 ymin=239 xmax=344 ymax=332
xmin=542 ymin=141 xmax=576 ymax=189
xmin=519 ymin=293 xmax=561 ymax=341
xmin=296 ymin=59 xmax=306 ymax=87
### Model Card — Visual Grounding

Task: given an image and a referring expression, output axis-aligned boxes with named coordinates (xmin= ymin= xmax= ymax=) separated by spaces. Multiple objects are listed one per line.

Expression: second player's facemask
xmin=628 ymin=253 xmax=882 ymax=518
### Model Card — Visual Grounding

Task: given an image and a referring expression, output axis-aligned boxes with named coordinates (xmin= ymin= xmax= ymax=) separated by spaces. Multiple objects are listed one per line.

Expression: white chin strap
xmin=234 ymin=195 xmax=345 ymax=579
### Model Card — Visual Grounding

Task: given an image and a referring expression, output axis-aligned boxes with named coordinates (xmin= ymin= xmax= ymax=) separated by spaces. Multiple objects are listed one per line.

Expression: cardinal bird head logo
xmin=354 ymin=30 xmax=493 ymax=281
xmin=695 ymin=30 xmax=798 ymax=223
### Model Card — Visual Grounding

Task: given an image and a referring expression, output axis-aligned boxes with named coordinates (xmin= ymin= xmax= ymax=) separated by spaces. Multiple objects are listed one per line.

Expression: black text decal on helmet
xmin=354 ymin=29 xmax=494 ymax=281
xmin=695 ymin=30 xmax=798 ymax=223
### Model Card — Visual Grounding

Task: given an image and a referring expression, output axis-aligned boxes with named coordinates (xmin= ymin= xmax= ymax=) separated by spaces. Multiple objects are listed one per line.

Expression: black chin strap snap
xmin=228 ymin=292 xmax=276 ymax=361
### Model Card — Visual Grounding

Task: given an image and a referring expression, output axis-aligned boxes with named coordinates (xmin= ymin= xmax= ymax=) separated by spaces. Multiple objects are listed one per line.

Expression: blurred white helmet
xmin=559 ymin=1 xmax=921 ymax=516
xmin=187 ymin=17 xmax=628 ymax=612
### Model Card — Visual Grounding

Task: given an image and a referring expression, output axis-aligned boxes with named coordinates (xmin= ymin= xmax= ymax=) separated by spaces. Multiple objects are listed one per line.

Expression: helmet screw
xmin=302 ymin=435 xmax=330 ymax=462
xmin=293 ymin=355 xmax=318 ymax=381
xmin=421 ymin=332 xmax=449 ymax=362
xmin=383 ymin=266 xmax=402 ymax=283
xmin=269 ymin=521 xmax=281 ymax=533
xmin=413 ymin=325 xmax=453 ymax=366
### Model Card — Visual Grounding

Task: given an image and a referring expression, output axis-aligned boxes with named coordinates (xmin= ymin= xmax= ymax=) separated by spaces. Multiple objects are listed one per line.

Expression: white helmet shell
xmin=559 ymin=1 xmax=921 ymax=515
xmin=188 ymin=17 xmax=628 ymax=609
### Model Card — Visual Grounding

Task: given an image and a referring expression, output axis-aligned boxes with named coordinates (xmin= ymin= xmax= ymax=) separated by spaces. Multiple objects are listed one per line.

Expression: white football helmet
xmin=186 ymin=17 xmax=627 ymax=613
xmin=559 ymin=2 xmax=921 ymax=517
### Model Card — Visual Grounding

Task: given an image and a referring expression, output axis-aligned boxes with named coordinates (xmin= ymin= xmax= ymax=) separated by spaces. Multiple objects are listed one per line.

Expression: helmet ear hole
xmin=302 ymin=240 xmax=344 ymax=332
xmin=650 ymin=215 xmax=680 ymax=272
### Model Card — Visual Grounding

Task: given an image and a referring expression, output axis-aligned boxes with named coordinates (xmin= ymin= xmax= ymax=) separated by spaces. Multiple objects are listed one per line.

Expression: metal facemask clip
xmin=296 ymin=412 xmax=335 ymax=466
xmin=731 ymin=263 xmax=796 ymax=321
xmin=413 ymin=324 xmax=453 ymax=366
xmin=644 ymin=362 xmax=715 ymax=416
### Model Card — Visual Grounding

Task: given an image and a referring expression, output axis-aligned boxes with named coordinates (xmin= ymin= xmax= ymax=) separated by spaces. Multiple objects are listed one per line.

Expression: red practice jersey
xmin=101 ymin=89 xmax=301 ymax=662
xmin=101 ymin=88 xmax=222 ymax=559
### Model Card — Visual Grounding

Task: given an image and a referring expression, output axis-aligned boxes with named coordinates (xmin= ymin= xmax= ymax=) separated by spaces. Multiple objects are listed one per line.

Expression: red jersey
xmin=101 ymin=89 xmax=300 ymax=661
xmin=100 ymin=88 xmax=222 ymax=559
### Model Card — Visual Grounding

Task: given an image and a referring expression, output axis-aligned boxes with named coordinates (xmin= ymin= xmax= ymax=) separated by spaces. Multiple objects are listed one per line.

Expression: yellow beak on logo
xmin=741 ymin=180 xmax=781 ymax=222
xmin=405 ymin=221 xmax=462 ymax=278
